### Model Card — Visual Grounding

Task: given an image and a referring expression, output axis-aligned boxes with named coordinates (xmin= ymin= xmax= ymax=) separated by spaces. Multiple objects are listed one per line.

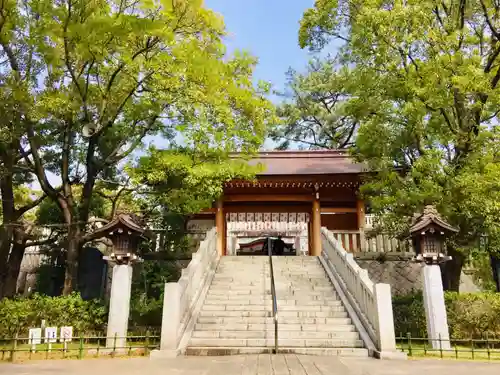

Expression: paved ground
xmin=1 ymin=355 xmax=500 ymax=375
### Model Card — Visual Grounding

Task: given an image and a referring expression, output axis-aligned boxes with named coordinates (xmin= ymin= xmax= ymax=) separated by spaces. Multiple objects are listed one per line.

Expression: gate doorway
xmin=236 ymin=235 xmax=297 ymax=256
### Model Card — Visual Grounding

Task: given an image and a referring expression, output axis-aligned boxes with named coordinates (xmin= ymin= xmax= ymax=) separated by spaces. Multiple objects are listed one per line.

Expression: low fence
xmin=398 ymin=333 xmax=500 ymax=360
xmin=0 ymin=333 xmax=160 ymax=362
xmin=330 ymin=231 xmax=412 ymax=253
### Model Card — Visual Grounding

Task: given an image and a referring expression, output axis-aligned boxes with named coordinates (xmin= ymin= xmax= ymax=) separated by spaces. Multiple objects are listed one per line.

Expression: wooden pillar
xmin=216 ymin=198 xmax=225 ymax=256
xmin=311 ymin=195 xmax=322 ymax=256
xmin=357 ymin=198 xmax=366 ymax=252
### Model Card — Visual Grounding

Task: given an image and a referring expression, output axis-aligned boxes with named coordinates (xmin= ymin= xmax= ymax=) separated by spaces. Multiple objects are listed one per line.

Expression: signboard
xmin=29 ymin=328 xmax=42 ymax=345
xmin=60 ymin=326 xmax=73 ymax=343
xmin=44 ymin=327 xmax=57 ymax=343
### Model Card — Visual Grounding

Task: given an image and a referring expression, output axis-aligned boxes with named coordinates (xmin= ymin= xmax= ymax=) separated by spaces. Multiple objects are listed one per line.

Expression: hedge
xmin=393 ymin=291 xmax=500 ymax=339
xmin=0 ymin=293 xmax=106 ymax=337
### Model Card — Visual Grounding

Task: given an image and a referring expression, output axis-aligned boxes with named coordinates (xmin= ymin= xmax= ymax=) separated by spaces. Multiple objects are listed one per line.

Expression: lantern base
xmin=413 ymin=252 xmax=451 ymax=265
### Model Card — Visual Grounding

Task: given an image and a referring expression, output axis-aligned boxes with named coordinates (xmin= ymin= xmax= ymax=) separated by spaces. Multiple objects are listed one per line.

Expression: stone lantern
xmin=410 ymin=205 xmax=458 ymax=350
xmin=91 ymin=214 xmax=152 ymax=349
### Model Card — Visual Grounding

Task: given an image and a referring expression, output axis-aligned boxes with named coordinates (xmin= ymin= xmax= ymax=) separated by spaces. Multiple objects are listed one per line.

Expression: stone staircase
xmin=185 ymin=256 xmax=368 ymax=356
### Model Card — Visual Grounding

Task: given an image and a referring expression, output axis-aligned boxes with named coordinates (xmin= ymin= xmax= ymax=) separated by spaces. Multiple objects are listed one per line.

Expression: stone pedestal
xmin=106 ymin=264 xmax=133 ymax=348
xmin=422 ymin=264 xmax=451 ymax=350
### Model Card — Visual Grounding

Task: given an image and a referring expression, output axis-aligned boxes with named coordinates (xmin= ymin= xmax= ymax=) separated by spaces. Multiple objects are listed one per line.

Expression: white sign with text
xmin=60 ymin=326 xmax=73 ymax=343
xmin=44 ymin=327 xmax=58 ymax=343
xmin=29 ymin=328 xmax=42 ymax=345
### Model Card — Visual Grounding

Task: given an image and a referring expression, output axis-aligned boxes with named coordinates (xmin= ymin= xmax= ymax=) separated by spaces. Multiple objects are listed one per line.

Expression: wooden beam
xmin=356 ymin=199 xmax=366 ymax=229
xmin=320 ymin=207 xmax=357 ymax=213
xmin=357 ymin=198 xmax=366 ymax=251
xmin=216 ymin=198 xmax=225 ymax=256
xmin=311 ymin=197 xmax=322 ymax=256
xmin=224 ymin=194 xmax=314 ymax=202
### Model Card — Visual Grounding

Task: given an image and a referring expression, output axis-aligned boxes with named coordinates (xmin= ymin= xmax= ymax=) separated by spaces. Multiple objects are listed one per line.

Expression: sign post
xmin=60 ymin=326 xmax=73 ymax=352
xmin=29 ymin=328 xmax=42 ymax=352
xmin=44 ymin=327 xmax=57 ymax=352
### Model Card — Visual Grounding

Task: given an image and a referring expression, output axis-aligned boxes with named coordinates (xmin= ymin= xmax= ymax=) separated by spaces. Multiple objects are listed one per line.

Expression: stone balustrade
xmin=320 ymin=227 xmax=400 ymax=358
xmin=155 ymin=228 xmax=219 ymax=357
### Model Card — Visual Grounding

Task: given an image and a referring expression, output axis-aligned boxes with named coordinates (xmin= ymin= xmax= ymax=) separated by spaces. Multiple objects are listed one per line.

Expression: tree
xmin=0 ymin=0 xmax=275 ymax=294
xmin=270 ymin=58 xmax=368 ymax=150
xmin=299 ymin=0 xmax=500 ymax=290
xmin=131 ymin=147 xmax=260 ymax=222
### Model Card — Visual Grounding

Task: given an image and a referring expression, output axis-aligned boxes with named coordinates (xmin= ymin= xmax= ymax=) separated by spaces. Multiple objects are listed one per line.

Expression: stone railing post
xmin=373 ymin=283 xmax=397 ymax=353
xmin=104 ymin=256 xmax=140 ymax=349
xmin=159 ymin=282 xmax=181 ymax=354
xmin=422 ymin=263 xmax=451 ymax=350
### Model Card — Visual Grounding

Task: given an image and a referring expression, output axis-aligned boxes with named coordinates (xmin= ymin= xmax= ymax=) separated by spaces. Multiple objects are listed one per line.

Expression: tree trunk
xmin=442 ymin=246 xmax=464 ymax=292
xmin=0 ymin=160 xmax=16 ymax=299
xmin=62 ymin=235 xmax=80 ymax=296
xmin=2 ymin=241 xmax=26 ymax=298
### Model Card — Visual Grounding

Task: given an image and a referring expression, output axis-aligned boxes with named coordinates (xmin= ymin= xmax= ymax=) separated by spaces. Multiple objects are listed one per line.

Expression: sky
xmin=205 ymin=0 xmax=317 ymax=100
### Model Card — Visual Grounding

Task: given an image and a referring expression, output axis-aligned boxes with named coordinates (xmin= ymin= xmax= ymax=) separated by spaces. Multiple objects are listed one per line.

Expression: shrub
xmin=393 ymin=291 xmax=500 ymax=339
xmin=0 ymin=293 xmax=106 ymax=337
xmin=129 ymin=295 xmax=163 ymax=329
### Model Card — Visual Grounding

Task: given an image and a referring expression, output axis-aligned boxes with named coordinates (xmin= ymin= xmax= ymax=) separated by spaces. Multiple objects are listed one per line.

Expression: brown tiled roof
xmin=410 ymin=206 xmax=458 ymax=234
xmin=234 ymin=150 xmax=366 ymax=176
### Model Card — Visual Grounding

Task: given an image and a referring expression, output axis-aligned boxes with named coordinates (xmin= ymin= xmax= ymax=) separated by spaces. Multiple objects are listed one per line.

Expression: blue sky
xmin=205 ymin=0 xmax=316 ymax=100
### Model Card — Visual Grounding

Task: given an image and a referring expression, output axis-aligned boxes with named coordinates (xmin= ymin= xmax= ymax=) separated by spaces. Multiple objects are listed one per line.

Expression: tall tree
xmin=1 ymin=0 xmax=275 ymax=294
xmin=271 ymin=59 xmax=367 ymax=150
xmin=299 ymin=0 xmax=500 ymax=290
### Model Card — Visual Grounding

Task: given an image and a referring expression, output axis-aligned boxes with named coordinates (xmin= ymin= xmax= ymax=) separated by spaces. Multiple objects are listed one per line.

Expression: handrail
xmin=267 ymin=237 xmax=278 ymax=354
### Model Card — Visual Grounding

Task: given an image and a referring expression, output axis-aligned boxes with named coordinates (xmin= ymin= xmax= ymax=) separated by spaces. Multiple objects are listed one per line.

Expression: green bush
xmin=392 ymin=292 xmax=427 ymax=338
xmin=0 ymin=293 xmax=106 ymax=338
xmin=129 ymin=295 xmax=163 ymax=329
xmin=393 ymin=291 xmax=500 ymax=339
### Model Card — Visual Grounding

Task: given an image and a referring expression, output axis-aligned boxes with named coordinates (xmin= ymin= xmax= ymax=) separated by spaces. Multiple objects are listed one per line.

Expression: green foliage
xmin=271 ymin=59 xmax=368 ymax=150
xmin=131 ymin=148 xmax=261 ymax=217
xmin=297 ymin=0 xmax=500 ymax=260
xmin=392 ymin=292 xmax=427 ymax=338
xmin=0 ymin=293 xmax=106 ymax=337
xmin=129 ymin=295 xmax=163 ymax=329
xmin=1 ymin=0 xmax=276 ymax=293
xmin=468 ymin=252 xmax=498 ymax=292
xmin=393 ymin=291 xmax=500 ymax=339
xmin=128 ymin=259 xmax=183 ymax=328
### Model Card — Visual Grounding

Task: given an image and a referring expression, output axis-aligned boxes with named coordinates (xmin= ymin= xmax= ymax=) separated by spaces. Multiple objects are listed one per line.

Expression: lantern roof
xmin=409 ymin=205 xmax=458 ymax=235
xmin=92 ymin=214 xmax=153 ymax=239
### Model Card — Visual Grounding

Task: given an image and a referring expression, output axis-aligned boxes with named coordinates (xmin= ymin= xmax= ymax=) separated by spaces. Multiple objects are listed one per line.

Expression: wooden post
xmin=311 ymin=195 xmax=321 ymax=256
xmin=357 ymin=198 xmax=366 ymax=252
xmin=216 ymin=198 xmax=225 ymax=256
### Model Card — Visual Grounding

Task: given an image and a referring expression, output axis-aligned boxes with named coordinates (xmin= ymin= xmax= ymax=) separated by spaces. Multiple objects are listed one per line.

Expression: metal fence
xmin=0 ymin=332 xmax=160 ymax=362
xmin=398 ymin=333 xmax=500 ymax=360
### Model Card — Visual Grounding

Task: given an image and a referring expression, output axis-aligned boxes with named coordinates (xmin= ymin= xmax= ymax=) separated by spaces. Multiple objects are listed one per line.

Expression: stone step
xmin=206 ymin=290 xmax=268 ymax=296
xmin=196 ymin=316 xmax=352 ymax=325
xmin=198 ymin=310 xmax=348 ymax=318
xmin=188 ymin=338 xmax=364 ymax=348
xmin=202 ymin=299 xmax=342 ymax=307
xmin=208 ymin=286 xmax=268 ymax=291
xmin=205 ymin=293 xmax=339 ymax=300
xmin=185 ymin=346 xmax=369 ymax=357
xmin=278 ymin=310 xmax=348 ymax=318
xmin=199 ymin=310 xmax=271 ymax=318
xmin=194 ymin=323 xmax=356 ymax=333
xmin=191 ymin=330 xmax=360 ymax=340
xmin=202 ymin=305 xmax=270 ymax=312
xmin=203 ymin=296 xmax=340 ymax=304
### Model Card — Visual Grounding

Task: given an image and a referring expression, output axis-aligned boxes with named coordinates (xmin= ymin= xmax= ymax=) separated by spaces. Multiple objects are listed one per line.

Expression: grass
xmin=398 ymin=341 xmax=500 ymax=361
xmin=0 ymin=336 xmax=160 ymax=363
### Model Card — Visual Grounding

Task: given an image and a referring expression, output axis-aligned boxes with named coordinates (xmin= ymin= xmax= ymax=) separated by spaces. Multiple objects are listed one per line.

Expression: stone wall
xmin=355 ymin=252 xmax=480 ymax=295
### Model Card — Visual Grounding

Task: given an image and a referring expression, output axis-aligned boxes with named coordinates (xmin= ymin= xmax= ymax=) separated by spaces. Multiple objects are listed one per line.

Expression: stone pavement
xmin=1 ymin=355 xmax=500 ymax=375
